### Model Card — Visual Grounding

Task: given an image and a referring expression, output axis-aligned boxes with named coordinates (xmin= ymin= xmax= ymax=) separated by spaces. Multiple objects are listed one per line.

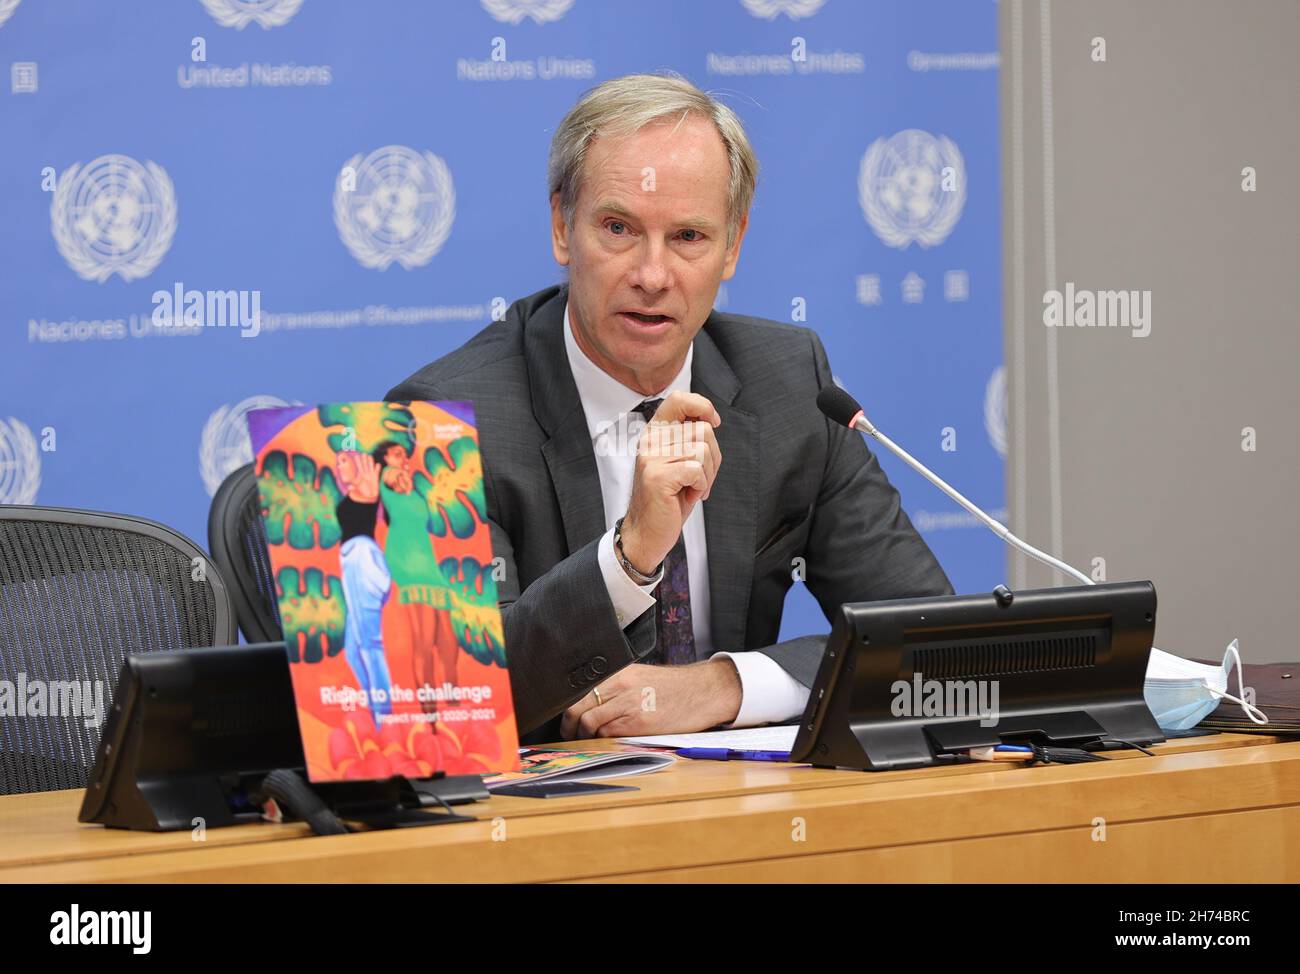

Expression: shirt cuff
xmin=712 ymin=651 xmax=811 ymax=728
xmin=596 ymin=526 xmax=660 ymax=629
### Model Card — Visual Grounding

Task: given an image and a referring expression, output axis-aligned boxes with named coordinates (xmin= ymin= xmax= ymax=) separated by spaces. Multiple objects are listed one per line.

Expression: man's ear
xmin=550 ymin=193 xmax=571 ymax=267
xmin=721 ymin=212 xmax=749 ymax=281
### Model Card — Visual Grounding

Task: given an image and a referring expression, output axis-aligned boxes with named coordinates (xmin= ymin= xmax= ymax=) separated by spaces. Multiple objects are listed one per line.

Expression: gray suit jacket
xmin=387 ymin=284 xmax=952 ymax=740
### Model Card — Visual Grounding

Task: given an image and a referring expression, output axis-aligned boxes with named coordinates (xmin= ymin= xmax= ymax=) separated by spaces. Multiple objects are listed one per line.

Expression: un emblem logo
xmin=334 ymin=146 xmax=456 ymax=271
xmin=199 ymin=395 xmax=296 ymax=496
xmin=480 ymin=0 xmax=574 ymax=24
xmin=0 ymin=0 xmax=22 ymax=30
xmin=51 ymin=154 xmax=177 ymax=283
xmin=199 ymin=0 xmax=304 ymax=30
xmin=984 ymin=365 xmax=1008 ymax=459
xmin=859 ymin=130 xmax=966 ymax=249
xmin=740 ymin=0 xmax=825 ymax=19
xmin=0 ymin=418 xmax=40 ymax=505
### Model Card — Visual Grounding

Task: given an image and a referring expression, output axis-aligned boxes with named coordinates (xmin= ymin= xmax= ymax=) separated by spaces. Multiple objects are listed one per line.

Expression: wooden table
xmin=2 ymin=733 xmax=1297 ymax=882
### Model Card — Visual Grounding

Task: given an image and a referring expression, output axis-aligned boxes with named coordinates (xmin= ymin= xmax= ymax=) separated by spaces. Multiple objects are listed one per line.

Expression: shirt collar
xmin=562 ymin=303 xmax=693 ymax=441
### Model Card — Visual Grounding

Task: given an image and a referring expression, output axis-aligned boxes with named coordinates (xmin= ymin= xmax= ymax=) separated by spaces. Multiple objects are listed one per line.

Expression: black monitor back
xmin=79 ymin=642 xmax=302 ymax=830
xmin=790 ymin=581 xmax=1162 ymax=771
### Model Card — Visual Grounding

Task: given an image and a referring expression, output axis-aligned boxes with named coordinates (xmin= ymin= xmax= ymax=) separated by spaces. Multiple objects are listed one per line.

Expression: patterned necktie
xmin=632 ymin=399 xmax=697 ymax=666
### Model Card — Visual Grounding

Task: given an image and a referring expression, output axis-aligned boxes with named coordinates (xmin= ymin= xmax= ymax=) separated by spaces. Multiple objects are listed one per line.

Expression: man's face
xmin=551 ymin=114 xmax=748 ymax=395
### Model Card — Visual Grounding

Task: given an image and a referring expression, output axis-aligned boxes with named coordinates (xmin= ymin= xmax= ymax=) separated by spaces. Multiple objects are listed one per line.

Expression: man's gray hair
xmin=548 ymin=73 xmax=758 ymax=246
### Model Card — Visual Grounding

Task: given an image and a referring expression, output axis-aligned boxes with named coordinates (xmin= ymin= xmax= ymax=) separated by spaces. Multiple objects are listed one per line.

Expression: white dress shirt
xmin=562 ymin=306 xmax=809 ymax=727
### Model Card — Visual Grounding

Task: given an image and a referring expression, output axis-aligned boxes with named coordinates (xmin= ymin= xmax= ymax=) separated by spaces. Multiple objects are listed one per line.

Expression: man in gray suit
xmin=388 ymin=74 xmax=951 ymax=743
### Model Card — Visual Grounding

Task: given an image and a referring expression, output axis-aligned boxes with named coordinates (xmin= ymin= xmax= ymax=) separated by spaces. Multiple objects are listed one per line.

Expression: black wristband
xmin=613 ymin=516 xmax=662 ymax=584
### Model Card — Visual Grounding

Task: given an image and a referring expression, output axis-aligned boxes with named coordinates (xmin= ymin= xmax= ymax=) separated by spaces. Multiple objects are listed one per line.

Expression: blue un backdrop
xmin=0 ymin=0 xmax=1003 ymax=643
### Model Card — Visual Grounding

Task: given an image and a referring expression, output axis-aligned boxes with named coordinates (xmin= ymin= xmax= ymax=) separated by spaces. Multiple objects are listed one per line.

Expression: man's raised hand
xmin=618 ymin=391 xmax=722 ymax=576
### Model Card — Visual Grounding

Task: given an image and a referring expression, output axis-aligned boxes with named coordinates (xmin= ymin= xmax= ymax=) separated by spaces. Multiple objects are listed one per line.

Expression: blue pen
xmin=675 ymin=748 xmax=792 ymax=762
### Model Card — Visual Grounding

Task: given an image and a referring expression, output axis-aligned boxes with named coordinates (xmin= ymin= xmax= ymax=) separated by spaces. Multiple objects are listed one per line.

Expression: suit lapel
xmin=693 ymin=325 xmax=757 ymax=654
xmin=525 ymin=288 xmax=608 ymax=555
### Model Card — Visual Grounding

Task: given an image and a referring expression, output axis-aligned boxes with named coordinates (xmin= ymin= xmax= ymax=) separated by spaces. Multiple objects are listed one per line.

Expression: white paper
xmin=617 ymin=724 xmax=799 ymax=751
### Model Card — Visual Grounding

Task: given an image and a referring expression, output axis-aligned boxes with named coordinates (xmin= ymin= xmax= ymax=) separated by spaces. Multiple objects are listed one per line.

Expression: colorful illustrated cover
xmin=246 ymin=401 xmax=519 ymax=783
xmin=483 ymin=748 xmax=675 ymax=790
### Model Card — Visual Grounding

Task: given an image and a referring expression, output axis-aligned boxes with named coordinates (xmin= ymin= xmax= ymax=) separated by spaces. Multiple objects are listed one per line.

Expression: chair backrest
xmin=208 ymin=463 xmax=283 ymax=644
xmin=0 ymin=505 xmax=236 ymax=795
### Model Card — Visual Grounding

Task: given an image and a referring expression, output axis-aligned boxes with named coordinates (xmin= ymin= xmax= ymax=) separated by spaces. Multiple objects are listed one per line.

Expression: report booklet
xmin=483 ymin=749 xmax=676 ymax=790
xmin=247 ymin=400 xmax=519 ymax=783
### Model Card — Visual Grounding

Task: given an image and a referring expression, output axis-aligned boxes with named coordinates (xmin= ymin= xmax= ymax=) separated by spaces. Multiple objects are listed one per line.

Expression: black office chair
xmin=208 ymin=463 xmax=282 ymax=644
xmin=0 ymin=505 xmax=236 ymax=795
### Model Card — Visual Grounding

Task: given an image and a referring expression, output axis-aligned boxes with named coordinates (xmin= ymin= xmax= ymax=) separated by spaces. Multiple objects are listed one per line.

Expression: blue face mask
xmin=1143 ymin=640 xmax=1268 ymax=731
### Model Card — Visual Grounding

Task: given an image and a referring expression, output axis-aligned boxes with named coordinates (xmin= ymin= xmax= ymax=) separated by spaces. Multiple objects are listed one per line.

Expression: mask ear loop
xmin=1207 ymin=641 xmax=1269 ymax=725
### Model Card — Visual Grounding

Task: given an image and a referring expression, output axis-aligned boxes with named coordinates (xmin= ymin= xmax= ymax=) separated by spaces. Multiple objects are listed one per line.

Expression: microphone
xmin=816 ymin=385 xmax=1092 ymax=586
